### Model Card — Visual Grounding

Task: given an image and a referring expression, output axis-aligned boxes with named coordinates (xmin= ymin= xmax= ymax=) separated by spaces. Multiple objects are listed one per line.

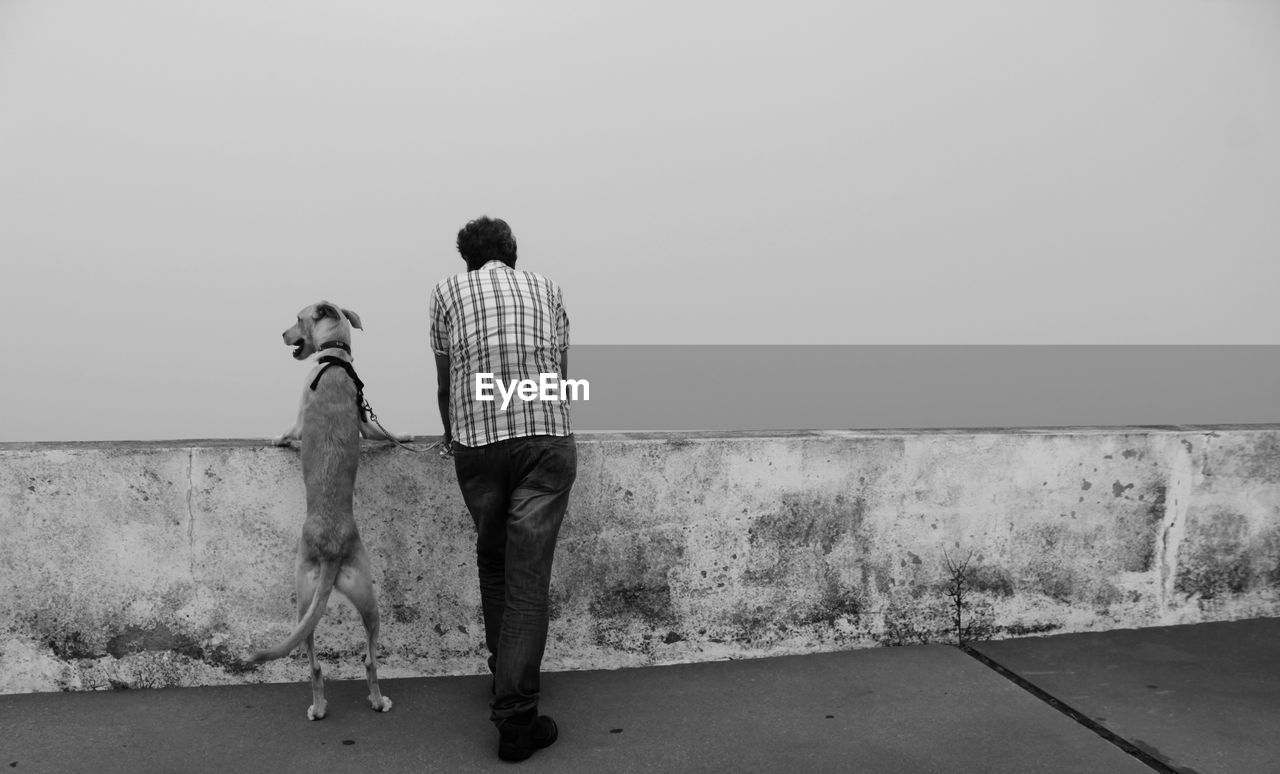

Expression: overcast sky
xmin=2 ymin=0 xmax=1277 ymax=441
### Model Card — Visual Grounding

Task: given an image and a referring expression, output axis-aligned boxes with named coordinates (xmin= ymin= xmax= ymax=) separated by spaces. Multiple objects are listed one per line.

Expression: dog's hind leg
xmin=305 ymin=631 xmax=326 ymax=720
xmin=336 ymin=542 xmax=393 ymax=712
xmin=297 ymin=561 xmax=328 ymax=720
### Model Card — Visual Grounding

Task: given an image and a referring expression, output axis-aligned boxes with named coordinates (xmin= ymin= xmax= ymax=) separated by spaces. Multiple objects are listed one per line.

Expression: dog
xmin=250 ymin=300 xmax=408 ymax=720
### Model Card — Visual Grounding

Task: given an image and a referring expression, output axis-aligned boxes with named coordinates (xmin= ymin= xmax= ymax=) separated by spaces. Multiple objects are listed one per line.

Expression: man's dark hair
xmin=457 ymin=216 xmax=517 ymax=270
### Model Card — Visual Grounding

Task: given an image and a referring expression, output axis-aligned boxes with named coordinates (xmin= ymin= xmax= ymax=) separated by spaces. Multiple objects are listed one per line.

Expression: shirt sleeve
xmin=429 ymin=284 xmax=450 ymax=357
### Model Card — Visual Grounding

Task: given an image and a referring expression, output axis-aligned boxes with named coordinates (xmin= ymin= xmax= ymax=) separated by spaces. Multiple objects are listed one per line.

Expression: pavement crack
xmin=958 ymin=644 xmax=1184 ymax=774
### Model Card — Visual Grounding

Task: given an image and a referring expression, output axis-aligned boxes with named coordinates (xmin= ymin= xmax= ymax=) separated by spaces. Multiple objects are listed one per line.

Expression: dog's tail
xmin=248 ymin=561 xmax=340 ymax=664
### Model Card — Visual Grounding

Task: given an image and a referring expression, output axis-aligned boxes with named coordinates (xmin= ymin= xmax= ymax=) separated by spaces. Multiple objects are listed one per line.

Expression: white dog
xmin=250 ymin=300 xmax=407 ymax=720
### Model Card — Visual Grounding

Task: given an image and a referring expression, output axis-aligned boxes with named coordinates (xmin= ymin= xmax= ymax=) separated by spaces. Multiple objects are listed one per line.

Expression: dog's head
xmin=282 ymin=301 xmax=364 ymax=360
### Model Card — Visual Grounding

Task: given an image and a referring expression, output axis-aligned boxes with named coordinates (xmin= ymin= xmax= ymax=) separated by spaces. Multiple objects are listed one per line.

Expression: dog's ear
xmin=312 ymin=302 xmax=339 ymax=321
xmin=340 ymin=308 xmax=363 ymax=330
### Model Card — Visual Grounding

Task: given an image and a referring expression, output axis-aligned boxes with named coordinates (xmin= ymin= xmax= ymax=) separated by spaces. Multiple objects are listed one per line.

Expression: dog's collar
xmin=317 ymin=340 xmax=351 ymax=353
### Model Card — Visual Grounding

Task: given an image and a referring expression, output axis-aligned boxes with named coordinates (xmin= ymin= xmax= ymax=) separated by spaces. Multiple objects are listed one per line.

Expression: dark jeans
xmin=452 ymin=434 xmax=577 ymax=723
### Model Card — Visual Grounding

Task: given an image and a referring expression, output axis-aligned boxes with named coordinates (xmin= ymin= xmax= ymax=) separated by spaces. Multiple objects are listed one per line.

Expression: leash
xmin=310 ymin=349 xmax=451 ymax=458
xmin=359 ymin=393 xmax=452 ymax=458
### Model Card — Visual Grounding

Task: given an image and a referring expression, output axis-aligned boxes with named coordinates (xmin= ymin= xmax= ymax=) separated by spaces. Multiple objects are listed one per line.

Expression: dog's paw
xmin=232 ymin=657 xmax=263 ymax=673
xmin=307 ymin=703 xmax=327 ymax=721
xmin=369 ymin=695 xmax=393 ymax=713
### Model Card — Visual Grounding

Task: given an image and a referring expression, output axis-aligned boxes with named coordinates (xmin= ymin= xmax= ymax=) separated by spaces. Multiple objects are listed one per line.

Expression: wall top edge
xmin=1 ymin=424 xmax=1277 ymax=451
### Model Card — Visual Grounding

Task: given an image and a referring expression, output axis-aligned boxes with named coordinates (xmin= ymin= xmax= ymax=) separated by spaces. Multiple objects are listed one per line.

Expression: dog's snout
xmin=283 ymin=319 xmax=311 ymax=360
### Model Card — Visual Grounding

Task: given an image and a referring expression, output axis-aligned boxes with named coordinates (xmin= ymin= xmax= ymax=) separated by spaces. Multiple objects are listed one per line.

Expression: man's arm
xmin=435 ymin=353 xmax=452 ymax=445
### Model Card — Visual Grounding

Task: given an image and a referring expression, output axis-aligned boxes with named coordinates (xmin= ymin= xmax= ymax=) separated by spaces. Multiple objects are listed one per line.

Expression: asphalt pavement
xmin=4 ymin=618 xmax=1277 ymax=774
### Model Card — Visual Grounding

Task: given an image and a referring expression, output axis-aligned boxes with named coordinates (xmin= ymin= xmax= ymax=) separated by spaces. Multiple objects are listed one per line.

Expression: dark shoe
xmin=498 ymin=710 xmax=558 ymax=762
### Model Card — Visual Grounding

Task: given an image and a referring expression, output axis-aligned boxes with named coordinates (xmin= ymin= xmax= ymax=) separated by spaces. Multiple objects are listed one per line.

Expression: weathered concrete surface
xmin=1 ymin=427 xmax=1278 ymax=693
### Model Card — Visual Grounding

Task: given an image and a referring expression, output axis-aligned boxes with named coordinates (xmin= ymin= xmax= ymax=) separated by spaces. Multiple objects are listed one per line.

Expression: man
xmin=430 ymin=216 xmax=576 ymax=762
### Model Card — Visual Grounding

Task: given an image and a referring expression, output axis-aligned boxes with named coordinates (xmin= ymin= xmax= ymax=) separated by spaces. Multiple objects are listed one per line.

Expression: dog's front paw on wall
xmin=307 ymin=703 xmax=327 ymax=721
xmin=370 ymin=695 xmax=393 ymax=712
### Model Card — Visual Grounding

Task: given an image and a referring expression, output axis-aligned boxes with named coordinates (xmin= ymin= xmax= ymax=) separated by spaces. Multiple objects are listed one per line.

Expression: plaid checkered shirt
xmin=430 ymin=260 xmax=572 ymax=447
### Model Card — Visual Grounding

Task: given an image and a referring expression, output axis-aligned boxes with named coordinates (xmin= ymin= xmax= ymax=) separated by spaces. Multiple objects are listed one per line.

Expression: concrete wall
xmin=2 ymin=427 xmax=1278 ymax=694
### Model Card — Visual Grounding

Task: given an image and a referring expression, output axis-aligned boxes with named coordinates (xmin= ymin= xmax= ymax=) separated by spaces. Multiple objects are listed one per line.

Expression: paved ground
xmin=970 ymin=617 xmax=1280 ymax=774
xmin=3 ymin=618 xmax=1277 ymax=774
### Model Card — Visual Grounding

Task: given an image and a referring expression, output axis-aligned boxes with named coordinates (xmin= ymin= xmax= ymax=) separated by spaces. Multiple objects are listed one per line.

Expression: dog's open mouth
xmin=290 ymin=339 xmax=307 ymax=359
